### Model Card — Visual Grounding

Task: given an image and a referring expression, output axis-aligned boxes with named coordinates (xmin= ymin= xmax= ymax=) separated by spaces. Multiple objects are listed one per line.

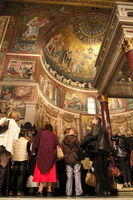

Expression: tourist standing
xmin=32 ymin=124 xmax=58 ymax=197
xmin=81 ymin=117 xmax=111 ymax=196
xmin=61 ymin=128 xmax=83 ymax=197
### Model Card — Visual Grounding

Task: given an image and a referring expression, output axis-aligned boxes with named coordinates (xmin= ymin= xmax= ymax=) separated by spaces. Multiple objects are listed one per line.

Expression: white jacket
xmin=0 ymin=117 xmax=20 ymax=154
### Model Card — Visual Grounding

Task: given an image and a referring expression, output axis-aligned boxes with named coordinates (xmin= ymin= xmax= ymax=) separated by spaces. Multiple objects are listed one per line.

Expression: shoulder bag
xmin=72 ymin=143 xmax=86 ymax=162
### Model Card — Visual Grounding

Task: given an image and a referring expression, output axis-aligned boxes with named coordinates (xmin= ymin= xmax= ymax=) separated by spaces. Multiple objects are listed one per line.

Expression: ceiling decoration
xmin=73 ymin=15 xmax=107 ymax=44
xmin=6 ymin=0 xmax=115 ymax=9
xmin=4 ymin=0 xmax=112 ymax=90
xmin=43 ymin=13 xmax=109 ymax=86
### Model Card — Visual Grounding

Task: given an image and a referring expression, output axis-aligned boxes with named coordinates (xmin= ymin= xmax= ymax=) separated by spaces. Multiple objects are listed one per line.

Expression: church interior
xmin=0 ymin=0 xmax=133 ymax=199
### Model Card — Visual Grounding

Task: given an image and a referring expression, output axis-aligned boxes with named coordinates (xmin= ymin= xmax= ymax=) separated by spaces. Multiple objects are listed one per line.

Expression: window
xmin=87 ymin=97 xmax=96 ymax=114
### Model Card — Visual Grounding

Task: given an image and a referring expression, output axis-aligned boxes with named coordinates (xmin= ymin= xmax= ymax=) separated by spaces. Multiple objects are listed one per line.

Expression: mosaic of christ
xmin=45 ymin=24 xmax=102 ymax=80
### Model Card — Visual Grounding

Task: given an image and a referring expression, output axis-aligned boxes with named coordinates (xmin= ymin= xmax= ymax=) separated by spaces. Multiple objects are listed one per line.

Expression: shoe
xmin=9 ymin=191 xmax=13 ymax=196
xmin=37 ymin=192 xmax=43 ymax=197
xmin=122 ymin=185 xmax=128 ymax=188
xmin=67 ymin=195 xmax=72 ymax=197
xmin=96 ymin=193 xmax=105 ymax=197
xmin=96 ymin=191 xmax=110 ymax=197
xmin=76 ymin=193 xmax=84 ymax=197
xmin=17 ymin=192 xmax=24 ymax=196
xmin=47 ymin=192 xmax=52 ymax=197
xmin=103 ymin=191 xmax=111 ymax=196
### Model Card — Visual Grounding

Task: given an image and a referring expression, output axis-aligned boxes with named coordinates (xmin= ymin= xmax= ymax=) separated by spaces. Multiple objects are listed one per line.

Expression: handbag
xmin=73 ymin=144 xmax=86 ymax=162
xmin=108 ymin=157 xmax=122 ymax=177
xmin=85 ymin=172 xmax=96 ymax=187
xmin=57 ymin=146 xmax=64 ymax=161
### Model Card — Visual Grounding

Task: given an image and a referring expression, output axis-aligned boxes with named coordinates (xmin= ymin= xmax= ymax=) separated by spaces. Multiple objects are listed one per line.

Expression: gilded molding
xmin=5 ymin=0 xmax=115 ymax=8
xmin=122 ymin=37 xmax=133 ymax=53
xmin=98 ymin=94 xmax=108 ymax=102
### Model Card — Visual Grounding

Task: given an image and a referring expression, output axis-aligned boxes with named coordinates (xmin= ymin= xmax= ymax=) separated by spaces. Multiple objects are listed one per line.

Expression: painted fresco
xmin=108 ymin=98 xmax=125 ymax=112
xmin=97 ymin=98 xmax=126 ymax=114
xmin=14 ymin=16 xmax=49 ymax=52
xmin=44 ymin=14 xmax=109 ymax=83
xmin=111 ymin=111 xmax=133 ymax=134
xmin=0 ymin=16 xmax=16 ymax=52
xmin=45 ymin=27 xmax=99 ymax=80
xmin=5 ymin=3 xmax=110 ymax=88
xmin=0 ymin=16 xmax=10 ymax=50
xmin=35 ymin=95 xmax=79 ymax=136
xmin=22 ymin=17 xmax=49 ymax=41
xmin=5 ymin=4 xmax=50 ymax=53
xmin=64 ymin=90 xmax=88 ymax=112
xmin=0 ymin=99 xmax=26 ymax=119
xmin=127 ymin=99 xmax=133 ymax=110
xmin=39 ymin=75 xmax=61 ymax=107
xmin=0 ymin=86 xmax=36 ymax=101
xmin=44 ymin=59 xmax=93 ymax=89
xmin=115 ymin=65 xmax=133 ymax=83
xmin=4 ymin=59 xmax=35 ymax=80
xmin=0 ymin=53 xmax=5 ymax=78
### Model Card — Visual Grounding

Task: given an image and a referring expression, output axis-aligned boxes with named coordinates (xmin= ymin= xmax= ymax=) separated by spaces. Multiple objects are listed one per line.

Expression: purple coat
xmin=33 ymin=130 xmax=58 ymax=174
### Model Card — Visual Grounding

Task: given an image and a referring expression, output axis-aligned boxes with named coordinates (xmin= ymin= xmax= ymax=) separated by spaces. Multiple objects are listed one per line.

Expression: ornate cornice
xmin=5 ymin=0 xmax=115 ymax=8
xmin=122 ymin=37 xmax=133 ymax=53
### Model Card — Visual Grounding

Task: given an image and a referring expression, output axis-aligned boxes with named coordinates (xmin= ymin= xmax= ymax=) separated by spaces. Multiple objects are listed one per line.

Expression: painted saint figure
xmin=22 ymin=17 xmax=49 ymax=40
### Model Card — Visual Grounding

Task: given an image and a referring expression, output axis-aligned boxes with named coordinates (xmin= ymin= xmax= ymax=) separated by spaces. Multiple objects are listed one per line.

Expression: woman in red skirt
xmin=32 ymin=124 xmax=58 ymax=196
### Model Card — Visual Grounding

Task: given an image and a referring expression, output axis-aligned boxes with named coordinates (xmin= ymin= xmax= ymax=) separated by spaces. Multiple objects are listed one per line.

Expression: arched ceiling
xmin=5 ymin=0 xmax=114 ymax=89
xmin=43 ymin=13 xmax=109 ymax=85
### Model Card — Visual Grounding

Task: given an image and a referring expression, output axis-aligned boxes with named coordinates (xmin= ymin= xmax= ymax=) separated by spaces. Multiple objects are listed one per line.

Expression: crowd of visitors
xmin=0 ymin=116 xmax=133 ymax=197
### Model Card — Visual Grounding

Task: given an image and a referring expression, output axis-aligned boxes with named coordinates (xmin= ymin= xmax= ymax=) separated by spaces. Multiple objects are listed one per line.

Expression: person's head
xmin=92 ymin=117 xmax=102 ymax=126
xmin=19 ymin=130 xmax=26 ymax=138
xmin=44 ymin=124 xmax=53 ymax=132
xmin=117 ymin=132 xmax=123 ymax=136
xmin=7 ymin=110 xmax=20 ymax=121
xmin=68 ymin=128 xmax=77 ymax=135
xmin=125 ymin=129 xmax=132 ymax=136
xmin=63 ymin=128 xmax=71 ymax=135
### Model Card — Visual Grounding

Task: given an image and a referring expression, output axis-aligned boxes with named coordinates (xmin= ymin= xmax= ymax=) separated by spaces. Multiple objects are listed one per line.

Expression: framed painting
xmin=4 ymin=59 xmax=36 ymax=80
xmin=0 ymin=86 xmax=36 ymax=102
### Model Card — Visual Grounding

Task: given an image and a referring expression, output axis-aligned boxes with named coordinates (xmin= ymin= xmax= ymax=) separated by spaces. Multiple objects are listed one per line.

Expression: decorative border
xmin=6 ymin=0 xmax=115 ymax=8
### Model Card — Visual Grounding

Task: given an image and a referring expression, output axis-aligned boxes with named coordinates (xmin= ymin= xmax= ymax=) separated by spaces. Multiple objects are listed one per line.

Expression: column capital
xmin=98 ymin=94 xmax=108 ymax=102
xmin=122 ymin=37 xmax=133 ymax=53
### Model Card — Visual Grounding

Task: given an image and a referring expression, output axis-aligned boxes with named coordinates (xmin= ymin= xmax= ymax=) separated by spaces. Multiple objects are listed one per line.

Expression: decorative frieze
xmin=5 ymin=0 xmax=115 ymax=8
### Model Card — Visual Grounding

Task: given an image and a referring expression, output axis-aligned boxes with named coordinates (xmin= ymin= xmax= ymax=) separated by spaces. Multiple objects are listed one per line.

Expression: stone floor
xmin=0 ymin=188 xmax=132 ymax=200
xmin=0 ymin=196 xmax=133 ymax=200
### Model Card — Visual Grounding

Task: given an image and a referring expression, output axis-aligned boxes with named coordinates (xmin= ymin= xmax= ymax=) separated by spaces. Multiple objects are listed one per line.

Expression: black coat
xmin=81 ymin=125 xmax=111 ymax=158
xmin=125 ymin=136 xmax=133 ymax=151
xmin=111 ymin=134 xmax=128 ymax=158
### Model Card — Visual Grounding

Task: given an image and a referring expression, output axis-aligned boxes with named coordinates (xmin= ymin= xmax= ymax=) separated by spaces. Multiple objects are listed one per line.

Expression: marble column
xmin=122 ymin=38 xmax=133 ymax=73
xmin=99 ymin=94 xmax=112 ymax=138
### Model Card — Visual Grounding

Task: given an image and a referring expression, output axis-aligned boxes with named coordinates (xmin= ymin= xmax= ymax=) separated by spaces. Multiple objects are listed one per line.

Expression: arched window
xmin=87 ymin=97 xmax=96 ymax=114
